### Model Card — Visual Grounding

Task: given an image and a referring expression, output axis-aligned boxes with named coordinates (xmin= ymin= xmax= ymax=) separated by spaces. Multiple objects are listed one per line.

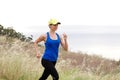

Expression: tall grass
xmin=0 ymin=36 xmax=120 ymax=80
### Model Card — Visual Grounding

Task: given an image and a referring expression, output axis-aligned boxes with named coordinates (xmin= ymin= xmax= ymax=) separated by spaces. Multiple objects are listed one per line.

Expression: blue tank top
xmin=42 ymin=32 xmax=61 ymax=61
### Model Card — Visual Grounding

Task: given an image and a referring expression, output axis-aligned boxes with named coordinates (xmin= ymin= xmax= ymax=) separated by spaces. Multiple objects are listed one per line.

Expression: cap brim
xmin=49 ymin=22 xmax=61 ymax=25
xmin=57 ymin=22 xmax=61 ymax=24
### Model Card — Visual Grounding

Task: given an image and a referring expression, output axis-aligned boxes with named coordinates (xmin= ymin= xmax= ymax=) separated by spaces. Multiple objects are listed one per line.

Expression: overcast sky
xmin=0 ymin=0 xmax=120 ymax=33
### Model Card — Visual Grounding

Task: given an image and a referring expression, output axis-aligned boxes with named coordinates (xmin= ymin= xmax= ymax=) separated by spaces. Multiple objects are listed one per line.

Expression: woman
xmin=34 ymin=18 xmax=68 ymax=80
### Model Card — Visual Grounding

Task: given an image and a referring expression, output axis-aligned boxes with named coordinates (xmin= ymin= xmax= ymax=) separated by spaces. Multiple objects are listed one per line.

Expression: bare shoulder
xmin=35 ymin=33 xmax=47 ymax=42
xmin=39 ymin=33 xmax=47 ymax=40
xmin=40 ymin=33 xmax=47 ymax=38
xmin=58 ymin=33 xmax=62 ymax=38
xmin=58 ymin=34 xmax=63 ymax=41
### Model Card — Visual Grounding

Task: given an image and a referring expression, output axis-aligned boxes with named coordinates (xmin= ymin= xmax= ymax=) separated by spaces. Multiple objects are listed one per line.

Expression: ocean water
xmin=26 ymin=32 xmax=120 ymax=61
xmin=68 ymin=33 xmax=120 ymax=61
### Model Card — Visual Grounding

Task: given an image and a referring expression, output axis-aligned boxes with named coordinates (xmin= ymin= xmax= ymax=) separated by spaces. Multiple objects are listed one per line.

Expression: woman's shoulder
xmin=56 ymin=33 xmax=62 ymax=38
xmin=38 ymin=33 xmax=47 ymax=40
xmin=40 ymin=33 xmax=47 ymax=38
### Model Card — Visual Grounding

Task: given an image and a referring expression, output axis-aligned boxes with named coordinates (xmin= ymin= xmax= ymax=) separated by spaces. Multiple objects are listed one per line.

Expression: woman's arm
xmin=34 ymin=34 xmax=46 ymax=58
xmin=60 ymin=33 xmax=68 ymax=51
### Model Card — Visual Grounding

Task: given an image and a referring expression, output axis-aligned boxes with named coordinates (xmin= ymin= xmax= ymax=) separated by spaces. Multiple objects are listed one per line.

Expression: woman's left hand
xmin=63 ymin=33 xmax=67 ymax=40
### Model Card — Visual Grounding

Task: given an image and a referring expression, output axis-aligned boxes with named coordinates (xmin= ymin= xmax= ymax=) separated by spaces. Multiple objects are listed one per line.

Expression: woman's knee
xmin=53 ymin=77 xmax=59 ymax=80
xmin=53 ymin=74 xmax=59 ymax=80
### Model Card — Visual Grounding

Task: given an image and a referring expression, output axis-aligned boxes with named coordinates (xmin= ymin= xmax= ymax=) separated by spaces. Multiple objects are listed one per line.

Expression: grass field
xmin=0 ymin=36 xmax=120 ymax=80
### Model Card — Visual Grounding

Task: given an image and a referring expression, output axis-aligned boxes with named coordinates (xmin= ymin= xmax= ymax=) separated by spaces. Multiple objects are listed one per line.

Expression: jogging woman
xmin=34 ymin=18 xmax=68 ymax=80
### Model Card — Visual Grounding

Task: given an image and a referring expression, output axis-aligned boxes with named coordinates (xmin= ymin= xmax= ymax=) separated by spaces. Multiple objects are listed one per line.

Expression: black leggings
xmin=39 ymin=59 xmax=59 ymax=80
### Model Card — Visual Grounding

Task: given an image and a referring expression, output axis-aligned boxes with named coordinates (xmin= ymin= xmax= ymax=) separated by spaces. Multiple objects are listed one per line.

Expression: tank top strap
xmin=46 ymin=32 xmax=50 ymax=39
xmin=56 ymin=33 xmax=60 ymax=40
xmin=47 ymin=32 xmax=60 ymax=40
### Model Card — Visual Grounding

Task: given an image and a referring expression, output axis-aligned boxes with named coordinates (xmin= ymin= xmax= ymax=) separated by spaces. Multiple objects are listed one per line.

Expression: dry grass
xmin=59 ymin=49 xmax=119 ymax=74
xmin=0 ymin=36 xmax=120 ymax=80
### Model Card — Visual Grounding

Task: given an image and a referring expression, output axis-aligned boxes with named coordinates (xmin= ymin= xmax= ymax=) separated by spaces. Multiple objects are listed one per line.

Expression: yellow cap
xmin=48 ymin=18 xmax=61 ymax=25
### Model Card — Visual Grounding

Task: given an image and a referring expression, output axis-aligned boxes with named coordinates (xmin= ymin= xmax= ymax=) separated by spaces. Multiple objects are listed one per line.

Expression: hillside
xmin=0 ymin=36 xmax=120 ymax=80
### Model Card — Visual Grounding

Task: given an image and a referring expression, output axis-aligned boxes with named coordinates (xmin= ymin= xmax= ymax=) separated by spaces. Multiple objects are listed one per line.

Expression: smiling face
xmin=49 ymin=24 xmax=59 ymax=31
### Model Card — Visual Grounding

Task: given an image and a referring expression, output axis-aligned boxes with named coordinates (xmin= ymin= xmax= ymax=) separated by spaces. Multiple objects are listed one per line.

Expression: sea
xmin=67 ymin=33 xmax=120 ymax=61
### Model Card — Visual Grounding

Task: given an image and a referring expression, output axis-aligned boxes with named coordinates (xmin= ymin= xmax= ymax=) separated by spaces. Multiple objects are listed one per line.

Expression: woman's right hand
xmin=36 ymin=53 xmax=40 ymax=59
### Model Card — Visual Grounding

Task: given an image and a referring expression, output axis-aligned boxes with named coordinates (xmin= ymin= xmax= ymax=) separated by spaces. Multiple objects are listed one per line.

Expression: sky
xmin=0 ymin=0 xmax=120 ymax=34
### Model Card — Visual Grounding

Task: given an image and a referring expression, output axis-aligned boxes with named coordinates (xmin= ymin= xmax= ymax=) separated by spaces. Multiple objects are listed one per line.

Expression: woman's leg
xmin=39 ymin=59 xmax=50 ymax=80
xmin=39 ymin=59 xmax=59 ymax=80
xmin=50 ymin=61 xmax=59 ymax=80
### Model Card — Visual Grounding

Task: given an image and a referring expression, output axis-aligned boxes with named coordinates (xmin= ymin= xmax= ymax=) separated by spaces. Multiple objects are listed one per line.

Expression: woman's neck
xmin=49 ymin=30 xmax=57 ymax=40
xmin=49 ymin=30 xmax=56 ymax=34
